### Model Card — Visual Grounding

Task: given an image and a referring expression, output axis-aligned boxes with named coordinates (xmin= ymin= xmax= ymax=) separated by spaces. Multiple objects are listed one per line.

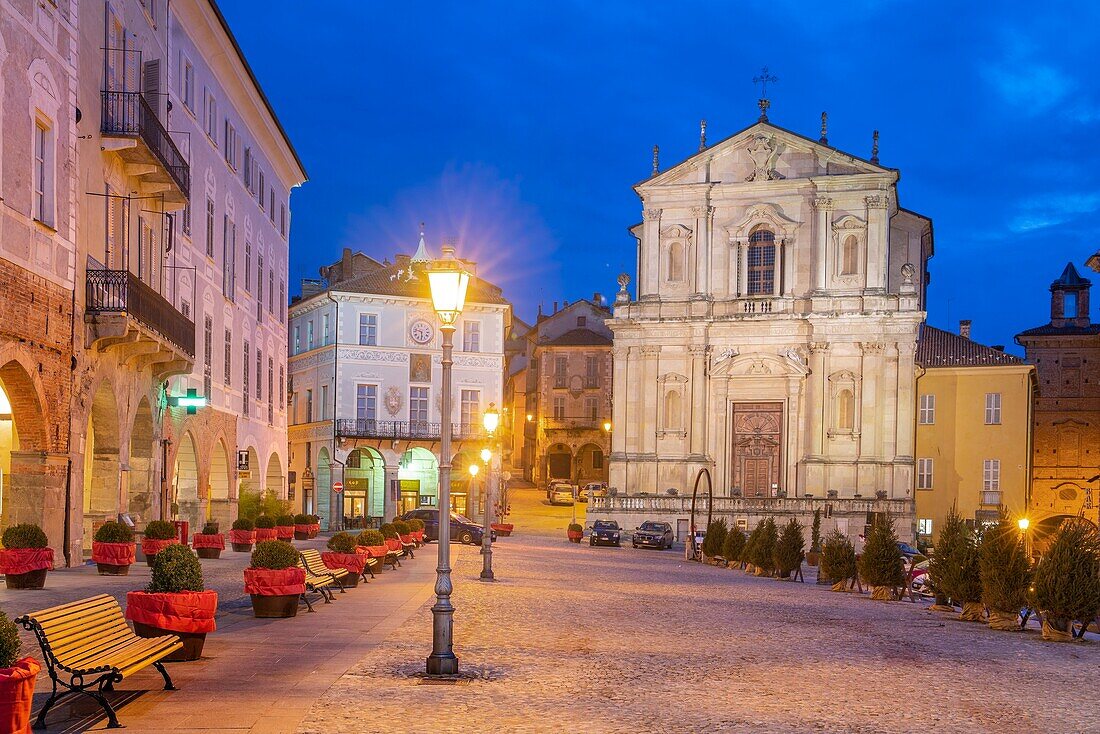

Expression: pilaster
xmin=812 ymin=196 xmax=833 ymax=291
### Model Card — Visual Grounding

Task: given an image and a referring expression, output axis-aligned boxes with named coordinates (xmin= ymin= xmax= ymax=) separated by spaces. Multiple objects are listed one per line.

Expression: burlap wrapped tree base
xmin=870 ymin=586 xmax=894 ymax=601
xmin=754 ymin=567 xmax=769 ymax=577
xmin=988 ymin=609 xmax=1021 ymax=631
xmin=929 ymin=603 xmax=956 ymax=613
xmin=831 ymin=580 xmax=848 ymax=592
xmin=1041 ymin=619 xmax=1075 ymax=642
xmin=960 ymin=602 xmax=986 ymax=622
xmin=744 ymin=564 xmax=756 ymax=574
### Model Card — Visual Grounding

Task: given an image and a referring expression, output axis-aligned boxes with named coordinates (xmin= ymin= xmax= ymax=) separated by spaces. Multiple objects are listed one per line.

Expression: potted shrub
xmin=0 ymin=609 xmax=40 ymax=733
xmin=92 ymin=521 xmax=135 ymax=575
xmin=750 ymin=518 xmax=778 ymax=576
xmin=742 ymin=522 xmax=763 ymax=573
xmin=807 ymin=508 xmax=822 ymax=566
xmin=567 ymin=523 xmax=583 ymax=543
xmin=701 ymin=519 xmax=728 ymax=564
xmin=394 ymin=520 xmax=414 ymax=546
xmin=0 ymin=524 xmax=53 ymax=589
xmin=821 ymin=530 xmax=857 ymax=591
xmin=380 ymin=522 xmax=403 ymax=554
xmin=141 ymin=520 xmax=179 ymax=567
xmin=126 ymin=544 xmax=217 ymax=662
xmin=930 ymin=507 xmax=983 ymax=618
xmin=309 ymin=514 xmax=322 ymax=538
xmin=491 ymin=521 xmax=513 ymax=537
xmin=1031 ymin=518 xmax=1100 ymax=641
xmin=244 ymin=540 xmax=305 ymax=618
xmin=773 ymin=518 xmax=805 ymax=580
xmin=407 ymin=518 xmax=426 ymax=544
xmin=275 ymin=515 xmax=296 ymax=542
xmin=858 ymin=515 xmax=905 ymax=600
xmin=722 ymin=526 xmax=746 ymax=569
xmin=356 ymin=529 xmax=389 ymax=568
xmin=254 ymin=515 xmax=278 ymax=542
xmin=293 ymin=513 xmax=312 ymax=541
xmin=192 ymin=522 xmax=225 ymax=559
xmin=229 ymin=517 xmax=256 ymax=552
xmin=980 ymin=517 xmax=1031 ymax=631
xmin=322 ymin=532 xmax=366 ymax=588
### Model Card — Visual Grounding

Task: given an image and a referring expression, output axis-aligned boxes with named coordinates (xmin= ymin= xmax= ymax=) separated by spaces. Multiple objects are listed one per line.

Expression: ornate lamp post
xmin=424 ymin=246 xmax=469 ymax=677
xmin=480 ymin=404 xmax=500 ymax=581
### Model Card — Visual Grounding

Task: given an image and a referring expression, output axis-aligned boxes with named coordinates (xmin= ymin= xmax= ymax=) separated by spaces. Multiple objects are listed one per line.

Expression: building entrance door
xmin=731 ymin=402 xmax=783 ymax=497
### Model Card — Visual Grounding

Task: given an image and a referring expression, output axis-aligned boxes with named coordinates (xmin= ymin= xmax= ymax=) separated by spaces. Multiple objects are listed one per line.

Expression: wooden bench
xmin=295 ymin=558 xmax=339 ymax=610
xmin=300 ymin=549 xmax=350 ymax=592
xmin=16 ymin=594 xmax=182 ymax=729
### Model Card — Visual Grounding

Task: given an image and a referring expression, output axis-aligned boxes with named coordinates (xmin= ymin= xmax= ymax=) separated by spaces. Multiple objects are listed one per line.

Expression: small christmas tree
xmin=773 ymin=518 xmax=805 ymax=579
xmin=858 ymin=514 xmax=904 ymax=600
xmin=1032 ymin=518 xmax=1100 ymax=641
xmin=810 ymin=509 xmax=822 ymax=554
xmin=821 ymin=530 xmax=857 ymax=591
xmin=723 ymin=525 xmax=746 ymax=566
xmin=979 ymin=516 xmax=1031 ymax=630
xmin=932 ymin=507 xmax=983 ymax=620
xmin=742 ymin=522 xmax=762 ymax=572
xmin=701 ymin=518 xmax=728 ymax=561
xmin=928 ymin=506 xmax=967 ymax=611
xmin=750 ymin=517 xmax=778 ymax=576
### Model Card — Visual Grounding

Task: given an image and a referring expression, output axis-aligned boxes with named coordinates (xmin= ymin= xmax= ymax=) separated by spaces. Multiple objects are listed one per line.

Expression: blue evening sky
xmin=219 ymin=1 xmax=1100 ymax=352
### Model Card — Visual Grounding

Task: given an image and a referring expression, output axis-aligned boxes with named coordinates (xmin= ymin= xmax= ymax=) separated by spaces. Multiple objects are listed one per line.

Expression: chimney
xmin=959 ymin=319 xmax=972 ymax=339
xmin=553 ymin=301 xmax=558 ymax=314
xmin=593 ymin=292 xmax=601 ymax=305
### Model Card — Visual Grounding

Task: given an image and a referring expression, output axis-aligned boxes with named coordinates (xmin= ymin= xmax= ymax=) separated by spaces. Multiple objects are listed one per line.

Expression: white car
xmin=549 ymin=486 xmax=575 ymax=505
xmin=582 ymin=482 xmax=608 ymax=502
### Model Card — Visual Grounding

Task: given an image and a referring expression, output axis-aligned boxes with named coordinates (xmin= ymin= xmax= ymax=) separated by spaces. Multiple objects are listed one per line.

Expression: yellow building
xmin=914 ymin=323 xmax=1036 ymax=544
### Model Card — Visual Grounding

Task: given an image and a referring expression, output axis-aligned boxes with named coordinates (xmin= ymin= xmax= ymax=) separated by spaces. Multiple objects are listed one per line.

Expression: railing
xmin=101 ymin=90 xmax=190 ymax=199
xmin=590 ymin=494 xmax=911 ymax=516
xmin=86 ymin=269 xmax=195 ymax=357
xmin=543 ymin=418 xmax=603 ymax=430
xmin=980 ymin=490 xmax=1002 ymax=506
xmin=335 ymin=419 xmax=484 ymax=441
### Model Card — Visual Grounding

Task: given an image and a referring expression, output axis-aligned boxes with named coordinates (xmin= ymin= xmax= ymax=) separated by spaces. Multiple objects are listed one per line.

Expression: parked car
xmin=549 ymin=485 xmax=576 ymax=505
xmin=546 ymin=479 xmax=572 ymax=500
xmin=632 ymin=521 xmax=674 ymax=549
xmin=589 ymin=520 xmax=622 ymax=547
xmin=583 ymin=482 xmax=608 ymax=502
xmin=399 ymin=508 xmax=494 ymax=545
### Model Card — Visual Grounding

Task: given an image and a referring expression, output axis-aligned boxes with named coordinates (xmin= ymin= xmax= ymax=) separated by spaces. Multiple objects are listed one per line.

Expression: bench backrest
xmin=17 ymin=594 xmax=133 ymax=673
xmin=300 ymin=548 xmax=344 ymax=577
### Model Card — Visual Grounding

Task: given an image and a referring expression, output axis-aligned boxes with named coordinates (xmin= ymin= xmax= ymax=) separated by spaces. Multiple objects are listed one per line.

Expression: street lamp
xmin=425 ymin=246 xmax=469 ymax=677
xmin=480 ymin=403 xmax=501 ymax=581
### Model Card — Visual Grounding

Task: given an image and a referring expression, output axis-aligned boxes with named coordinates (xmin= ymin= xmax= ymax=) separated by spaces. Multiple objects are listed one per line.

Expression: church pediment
xmin=710 ymin=351 xmax=809 ymax=378
xmin=637 ymin=121 xmax=892 ymax=191
xmin=724 ymin=203 xmax=800 ymax=240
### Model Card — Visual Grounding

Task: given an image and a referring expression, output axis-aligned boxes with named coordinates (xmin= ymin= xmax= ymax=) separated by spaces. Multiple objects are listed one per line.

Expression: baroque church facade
xmin=602 ymin=115 xmax=932 ymax=538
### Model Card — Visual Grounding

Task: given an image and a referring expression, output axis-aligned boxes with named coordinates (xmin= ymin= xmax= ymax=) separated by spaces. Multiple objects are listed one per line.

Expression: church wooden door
xmin=732 ymin=402 xmax=783 ymax=497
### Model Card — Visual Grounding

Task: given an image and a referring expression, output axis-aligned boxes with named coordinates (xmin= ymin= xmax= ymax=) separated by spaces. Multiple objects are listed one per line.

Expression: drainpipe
xmin=329 ymin=292 xmax=340 ymax=528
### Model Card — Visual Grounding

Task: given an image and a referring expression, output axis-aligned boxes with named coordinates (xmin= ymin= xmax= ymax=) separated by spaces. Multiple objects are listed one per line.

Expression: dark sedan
xmin=633 ymin=521 xmax=674 ymax=549
xmin=589 ymin=520 xmax=622 ymax=547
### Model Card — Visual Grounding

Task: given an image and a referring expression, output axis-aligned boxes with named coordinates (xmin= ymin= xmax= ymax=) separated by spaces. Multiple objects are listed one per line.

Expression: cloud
xmin=1008 ymin=192 xmax=1100 ymax=233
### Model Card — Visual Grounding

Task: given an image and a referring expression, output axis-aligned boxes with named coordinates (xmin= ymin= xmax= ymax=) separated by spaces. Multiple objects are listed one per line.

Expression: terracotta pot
xmin=231 ymin=542 xmax=254 ymax=553
xmin=132 ymin=621 xmax=208 ymax=661
xmin=806 ymin=551 xmax=820 ymax=567
xmin=250 ymin=594 xmax=299 ymax=618
xmin=196 ymin=548 xmax=221 ymax=559
xmin=0 ymin=657 xmax=40 ymax=734
xmin=4 ymin=569 xmax=47 ymax=589
xmin=567 ymin=530 xmax=583 ymax=543
xmin=96 ymin=562 xmax=130 ymax=576
xmin=294 ymin=531 xmax=309 ymax=541
xmin=336 ymin=574 xmax=359 ymax=589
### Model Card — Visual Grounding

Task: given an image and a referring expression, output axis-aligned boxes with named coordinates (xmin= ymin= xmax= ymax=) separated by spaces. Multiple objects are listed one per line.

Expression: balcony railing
xmin=101 ymin=90 xmax=190 ymax=200
xmin=86 ymin=269 xmax=195 ymax=357
xmin=335 ymin=419 xmax=484 ymax=441
xmin=980 ymin=490 xmax=1002 ymax=507
xmin=543 ymin=418 xmax=604 ymax=430
xmin=590 ymin=494 xmax=912 ymax=516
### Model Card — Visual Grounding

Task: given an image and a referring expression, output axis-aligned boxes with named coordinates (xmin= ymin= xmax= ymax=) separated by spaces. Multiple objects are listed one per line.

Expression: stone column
xmin=611 ymin=346 xmax=629 ymax=456
xmin=689 ymin=346 xmax=708 ymax=457
xmin=383 ymin=463 xmax=400 ymax=521
xmin=692 ymin=206 xmax=712 ymax=297
xmin=859 ymin=342 xmax=884 ymax=457
xmin=812 ymin=196 xmax=833 ymax=292
xmin=624 ymin=346 xmax=641 ymax=457
xmin=807 ymin=342 xmax=828 ymax=456
xmin=641 ymin=346 xmax=660 ymax=455
xmin=772 ymin=241 xmax=783 ymax=297
xmin=642 ymin=208 xmax=661 ymax=298
xmin=865 ymin=194 xmax=888 ymax=291
xmin=895 ymin=341 xmax=917 ymax=460
xmin=737 ymin=242 xmax=747 ymax=297
xmin=783 ymin=236 xmax=795 ymax=297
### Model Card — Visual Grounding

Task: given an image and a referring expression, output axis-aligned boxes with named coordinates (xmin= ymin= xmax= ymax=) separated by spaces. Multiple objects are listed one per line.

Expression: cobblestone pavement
xmin=304 ymin=490 xmax=1100 ymax=734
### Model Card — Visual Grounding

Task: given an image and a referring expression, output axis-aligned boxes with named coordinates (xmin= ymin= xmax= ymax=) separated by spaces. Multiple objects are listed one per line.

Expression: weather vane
xmin=753 ymin=66 xmax=778 ymax=122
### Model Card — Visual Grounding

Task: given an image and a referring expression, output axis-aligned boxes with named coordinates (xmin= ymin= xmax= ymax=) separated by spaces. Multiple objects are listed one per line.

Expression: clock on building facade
xmin=409 ymin=318 xmax=435 ymax=345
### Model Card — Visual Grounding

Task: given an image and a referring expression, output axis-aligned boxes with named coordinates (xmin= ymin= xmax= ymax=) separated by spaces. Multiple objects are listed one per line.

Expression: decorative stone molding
xmin=338 ymin=348 xmax=409 ymax=363
xmin=658 ymin=372 xmax=689 ymax=384
xmin=660 ymin=223 xmax=693 ymax=241
xmin=860 ymin=342 xmax=886 ymax=355
xmin=865 ymin=194 xmax=888 ymax=209
xmin=640 ymin=346 xmax=662 ymax=356
xmin=690 ymin=205 xmax=714 ymax=218
xmin=782 ymin=346 xmax=808 ymax=367
xmin=725 ymin=203 xmax=800 ymax=242
xmin=809 ymin=342 xmax=830 ymax=354
xmin=644 ymin=208 xmax=662 ymax=221
xmin=688 ymin=345 xmax=710 ymax=357
xmin=812 ymin=196 xmax=834 ymax=211
xmin=744 ymin=134 xmax=785 ymax=182
xmin=384 ymin=386 xmax=403 ymax=416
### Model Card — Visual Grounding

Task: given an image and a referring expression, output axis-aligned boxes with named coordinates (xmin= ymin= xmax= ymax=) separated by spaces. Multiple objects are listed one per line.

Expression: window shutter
xmin=142 ymin=59 xmax=162 ymax=118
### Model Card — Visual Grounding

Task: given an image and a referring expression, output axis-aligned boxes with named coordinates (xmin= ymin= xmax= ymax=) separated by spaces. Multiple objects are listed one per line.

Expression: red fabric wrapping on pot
xmin=229 ymin=529 xmax=256 ymax=545
xmin=321 ymin=551 xmax=367 ymax=574
xmin=368 ymin=544 xmax=390 ymax=558
xmin=0 ymin=657 xmax=41 ymax=734
xmin=0 ymin=547 xmax=54 ymax=575
xmin=192 ymin=533 xmax=226 ymax=550
xmin=244 ymin=567 xmax=305 ymax=596
xmin=141 ymin=538 xmax=179 ymax=557
xmin=125 ymin=590 xmax=218 ymax=634
xmin=385 ymin=538 xmax=402 ymax=553
xmin=91 ymin=542 xmax=135 ymax=566
xmin=275 ymin=526 xmax=295 ymax=541
xmin=310 ymin=523 xmax=321 ymax=534
xmin=399 ymin=533 xmax=414 ymax=544
xmin=294 ymin=523 xmax=311 ymax=535
xmin=413 ymin=530 xmax=425 ymax=542
xmin=255 ymin=528 xmax=278 ymax=542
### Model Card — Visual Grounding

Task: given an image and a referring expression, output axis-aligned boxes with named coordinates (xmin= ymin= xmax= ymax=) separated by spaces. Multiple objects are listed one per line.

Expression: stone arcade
xmin=593 ymin=115 xmax=933 ymax=541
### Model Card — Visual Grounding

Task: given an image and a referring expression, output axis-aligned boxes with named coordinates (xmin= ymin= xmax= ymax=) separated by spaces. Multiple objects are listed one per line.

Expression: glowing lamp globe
xmin=468 ymin=463 xmax=479 ymax=477
xmin=1017 ymin=517 xmax=1030 ymax=531
xmin=483 ymin=403 xmax=500 ymax=434
xmin=427 ymin=247 xmax=470 ymax=326
xmin=480 ymin=448 xmax=492 ymax=463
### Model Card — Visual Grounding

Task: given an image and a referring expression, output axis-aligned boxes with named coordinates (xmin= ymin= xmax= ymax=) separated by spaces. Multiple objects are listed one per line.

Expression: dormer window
xmin=747 ymin=228 xmax=775 ymax=295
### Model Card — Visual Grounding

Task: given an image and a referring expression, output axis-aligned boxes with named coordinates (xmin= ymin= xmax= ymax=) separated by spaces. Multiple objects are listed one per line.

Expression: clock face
xmin=409 ymin=319 xmax=435 ymax=345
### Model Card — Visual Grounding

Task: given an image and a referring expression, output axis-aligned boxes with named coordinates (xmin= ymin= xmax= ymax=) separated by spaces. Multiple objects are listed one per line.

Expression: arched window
xmin=664 ymin=390 xmax=681 ymax=429
xmin=837 ymin=389 xmax=855 ymax=430
xmin=841 ymin=235 xmax=858 ymax=276
xmin=747 ymin=228 xmax=775 ymax=295
xmin=667 ymin=241 xmax=684 ymax=282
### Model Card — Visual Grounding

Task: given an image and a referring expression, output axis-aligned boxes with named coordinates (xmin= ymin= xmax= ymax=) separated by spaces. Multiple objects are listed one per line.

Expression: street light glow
xmin=603 ymin=421 xmax=612 ymax=432
xmin=1018 ymin=517 xmax=1030 ymax=531
xmin=483 ymin=402 xmax=500 ymax=434
xmin=426 ymin=246 xmax=470 ymax=326
xmin=480 ymin=447 xmax=492 ymax=463
xmin=468 ymin=463 xmax=479 ymax=477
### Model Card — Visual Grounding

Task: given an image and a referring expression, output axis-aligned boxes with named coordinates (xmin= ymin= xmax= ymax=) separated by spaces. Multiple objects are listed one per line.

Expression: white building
xmin=595 ymin=112 xmax=933 ymax=541
xmin=287 ymin=238 xmax=510 ymax=529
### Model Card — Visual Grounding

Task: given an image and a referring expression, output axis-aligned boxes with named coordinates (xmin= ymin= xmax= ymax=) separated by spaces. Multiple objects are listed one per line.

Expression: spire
xmin=819 ymin=111 xmax=828 ymax=145
xmin=411 ymin=222 xmax=431 ymax=263
xmin=652 ymin=145 xmax=660 ymax=176
xmin=870 ymin=130 xmax=880 ymax=164
xmin=699 ymin=119 xmax=707 ymax=152
xmin=753 ymin=66 xmax=778 ymax=122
